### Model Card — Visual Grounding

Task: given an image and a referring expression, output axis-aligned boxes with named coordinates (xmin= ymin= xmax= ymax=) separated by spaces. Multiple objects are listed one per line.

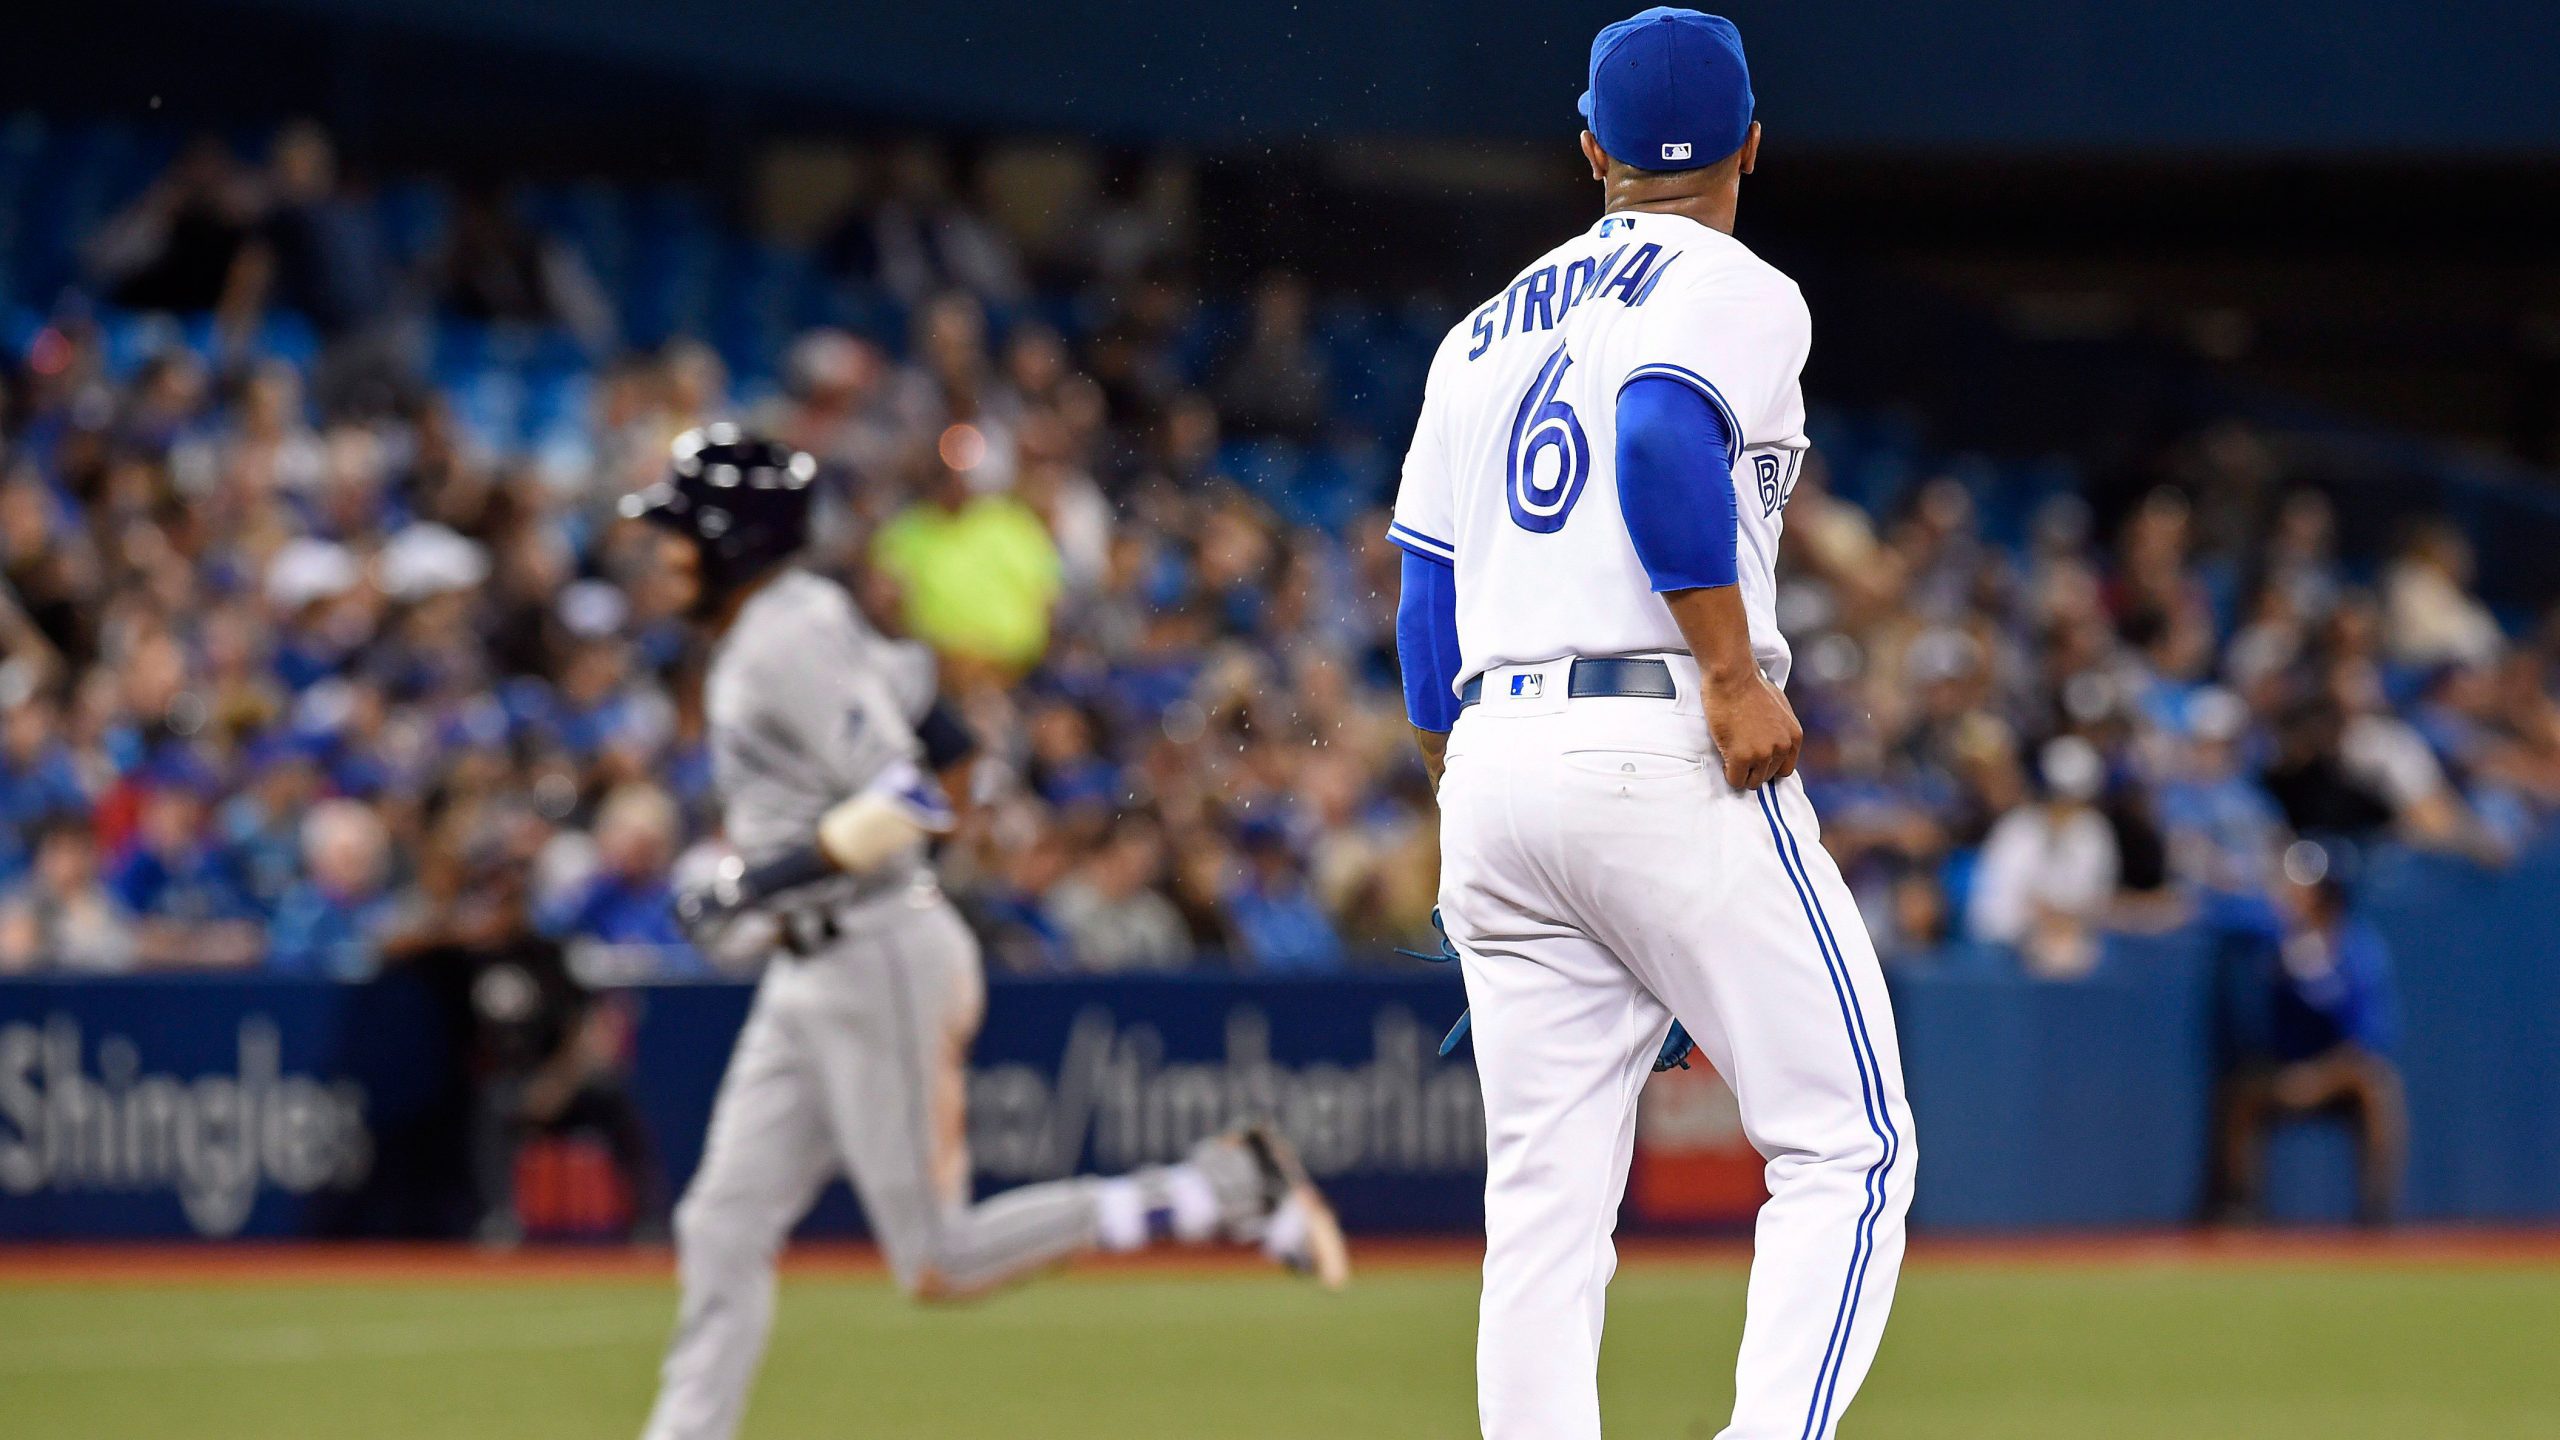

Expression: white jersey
xmin=1391 ymin=210 xmax=1811 ymax=692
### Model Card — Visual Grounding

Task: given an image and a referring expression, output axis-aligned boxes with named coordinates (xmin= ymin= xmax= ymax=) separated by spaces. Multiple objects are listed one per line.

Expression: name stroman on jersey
xmin=1396 ymin=210 xmax=1811 ymax=692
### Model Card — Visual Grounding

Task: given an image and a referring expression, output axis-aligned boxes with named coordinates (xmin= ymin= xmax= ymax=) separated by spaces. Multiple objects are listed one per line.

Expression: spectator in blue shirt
xmin=959 ymin=814 xmax=1075 ymax=974
xmin=109 ymin=781 xmax=265 ymax=967
xmin=2209 ymin=840 xmax=2406 ymax=1226
xmin=1023 ymin=700 xmax=1122 ymax=813
xmin=545 ymin=781 xmax=694 ymax=970
xmin=2156 ymin=687 xmax=2289 ymax=898
xmin=551 ymin=639 xmax=649 ymax=761
xmin=219 ymin=736 xmax=329 ymax=916
xmin=268 ymin=799 xmax=397 ymax=979
xmin=1225 ymin=818 xmax=1341 ymax=974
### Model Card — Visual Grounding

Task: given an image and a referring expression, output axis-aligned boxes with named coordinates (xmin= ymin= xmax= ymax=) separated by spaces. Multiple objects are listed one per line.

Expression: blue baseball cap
xmin=1577 ymin=7 xmax=1754 ymax=172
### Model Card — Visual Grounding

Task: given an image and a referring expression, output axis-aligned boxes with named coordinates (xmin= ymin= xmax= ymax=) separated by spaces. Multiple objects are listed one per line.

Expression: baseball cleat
xmin=1237 ymin=1123 xmax=1352 ymax=1290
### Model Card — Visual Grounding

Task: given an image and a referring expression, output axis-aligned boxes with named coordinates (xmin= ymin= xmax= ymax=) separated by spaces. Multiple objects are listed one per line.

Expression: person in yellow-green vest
xmin=872 ymin=444 xmax=1063 ymax=680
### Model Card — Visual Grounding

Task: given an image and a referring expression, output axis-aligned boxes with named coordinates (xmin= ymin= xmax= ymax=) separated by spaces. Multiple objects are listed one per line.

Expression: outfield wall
xmin=2 ymin=847 xmax=2556 ymax=1240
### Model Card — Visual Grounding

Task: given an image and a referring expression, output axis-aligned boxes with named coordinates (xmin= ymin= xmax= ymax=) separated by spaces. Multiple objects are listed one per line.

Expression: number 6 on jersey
xmin=1507 ymin=344 xmax=1589 ymax=533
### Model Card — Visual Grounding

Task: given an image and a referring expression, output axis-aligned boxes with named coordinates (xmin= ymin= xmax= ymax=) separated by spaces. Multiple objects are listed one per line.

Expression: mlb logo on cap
xmin=1662 ymin=142 xmax=1693 ymax=162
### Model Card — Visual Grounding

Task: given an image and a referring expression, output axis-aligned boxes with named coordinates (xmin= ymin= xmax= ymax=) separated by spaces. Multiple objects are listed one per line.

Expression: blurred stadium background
xmin=2 ymin=1 xmax=2557 ymax=1436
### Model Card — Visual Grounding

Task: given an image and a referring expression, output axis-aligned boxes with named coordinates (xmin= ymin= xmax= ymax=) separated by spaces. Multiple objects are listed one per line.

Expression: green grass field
xmin=6 ymin=1251 xmax=2556 ymax=1439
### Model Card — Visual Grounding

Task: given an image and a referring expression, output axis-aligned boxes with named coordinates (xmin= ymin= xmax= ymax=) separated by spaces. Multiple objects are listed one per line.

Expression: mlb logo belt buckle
xmin=1458 ymin=657 xmax=1680 ymax=714
xmin=1468 ymin=663 xmax=1567 ymax=715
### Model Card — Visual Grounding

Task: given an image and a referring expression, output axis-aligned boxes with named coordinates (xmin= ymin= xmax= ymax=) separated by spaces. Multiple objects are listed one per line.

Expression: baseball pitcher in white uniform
xmin=1392 ymin=11 xmax=1914 ymax=1438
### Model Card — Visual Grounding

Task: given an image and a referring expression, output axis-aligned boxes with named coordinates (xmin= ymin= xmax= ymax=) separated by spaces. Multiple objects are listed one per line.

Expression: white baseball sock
xmin=1091 ymin=1164 xmax=1225 ymax=1251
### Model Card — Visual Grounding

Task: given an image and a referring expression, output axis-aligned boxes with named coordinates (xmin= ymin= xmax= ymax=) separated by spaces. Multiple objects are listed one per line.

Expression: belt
xmin=777 ymin=905 xmax=845 ymax=958
xmin=1458 ymin=657 xmax=1678 ymax=710
xmin=775 ymin=875 xmax=938 ymax=959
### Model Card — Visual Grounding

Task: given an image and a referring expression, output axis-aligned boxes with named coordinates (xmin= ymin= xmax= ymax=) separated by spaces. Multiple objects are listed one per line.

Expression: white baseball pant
xmin=1436 ymin=656 xmax=1915 ymax=1440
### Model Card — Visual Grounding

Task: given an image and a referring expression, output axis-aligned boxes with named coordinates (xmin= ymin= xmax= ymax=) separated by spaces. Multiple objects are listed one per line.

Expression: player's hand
xmin=1704 ymin=669 xmax=1802 ymax=791
xmin=672 ymin=856 xmax=749 ymax=943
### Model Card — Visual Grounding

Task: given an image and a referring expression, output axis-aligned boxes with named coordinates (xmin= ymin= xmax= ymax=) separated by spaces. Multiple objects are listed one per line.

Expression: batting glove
xmin=1393 ymin=909 xmax=1479 ymax=1058
xmin=1395 ymin=906 xmax=1462 ymax=966
xmin=1655 ymin=1020 xmax=1696 ymax=1072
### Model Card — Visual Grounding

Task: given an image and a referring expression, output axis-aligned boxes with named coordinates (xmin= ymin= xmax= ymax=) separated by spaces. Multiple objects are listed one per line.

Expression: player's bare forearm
xmin=1413 ymin=726 xmax=1449 ymax=788
xmin=1663 ymin=584 xmax=1801 ymax=791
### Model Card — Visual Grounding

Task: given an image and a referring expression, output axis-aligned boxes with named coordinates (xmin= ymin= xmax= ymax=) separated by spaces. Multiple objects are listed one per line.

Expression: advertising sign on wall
xmin=1626 ymin=1063 xmax=1766 ymax=1229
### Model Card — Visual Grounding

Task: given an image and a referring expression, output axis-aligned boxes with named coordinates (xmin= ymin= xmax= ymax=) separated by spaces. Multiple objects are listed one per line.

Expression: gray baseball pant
xmin=639 ymin=893 xmax=1105 ymax=1440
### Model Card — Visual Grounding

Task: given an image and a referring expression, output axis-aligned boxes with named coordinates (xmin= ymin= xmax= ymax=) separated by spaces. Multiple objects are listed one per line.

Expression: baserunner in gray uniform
xmin=624 ymin=427 xmax=1349 ymax=1440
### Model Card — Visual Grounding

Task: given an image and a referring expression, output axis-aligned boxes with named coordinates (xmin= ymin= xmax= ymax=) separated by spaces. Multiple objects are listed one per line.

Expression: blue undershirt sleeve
xmin=1616 ymin=375 xmax=1739 ymax=593
xmin=1397 ymin=548 xmax=1462 ymax=734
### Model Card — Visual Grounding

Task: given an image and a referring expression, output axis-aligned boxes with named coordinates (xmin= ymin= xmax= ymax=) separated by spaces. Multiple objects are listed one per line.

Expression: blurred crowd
xmin=1785 ymin=446 xmax=2560 ymax=977
xmin=0 ymin=122 xmax=1431 ymax=981
xmin=5 ymin=120 xmax=2560 ymax=989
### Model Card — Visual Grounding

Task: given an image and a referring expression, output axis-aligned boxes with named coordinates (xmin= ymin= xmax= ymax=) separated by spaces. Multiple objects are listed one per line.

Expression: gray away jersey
xmin=704 ymin=568 xmax=939 ymax=905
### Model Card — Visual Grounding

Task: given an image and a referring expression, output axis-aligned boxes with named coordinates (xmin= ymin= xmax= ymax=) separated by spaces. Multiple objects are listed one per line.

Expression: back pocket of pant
xmin=1560 ymin=749 xmax=1703 ymax=780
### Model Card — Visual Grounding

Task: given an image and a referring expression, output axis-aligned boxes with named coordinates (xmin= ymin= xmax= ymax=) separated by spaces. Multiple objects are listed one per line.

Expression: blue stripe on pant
xmin=1759 ymin=785 xmax=1904 ymax=1440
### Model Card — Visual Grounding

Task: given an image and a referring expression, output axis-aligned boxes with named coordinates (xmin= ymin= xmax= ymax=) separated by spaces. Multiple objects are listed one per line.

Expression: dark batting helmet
xmin=619 ymin=425 xmax=818 ymax=602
